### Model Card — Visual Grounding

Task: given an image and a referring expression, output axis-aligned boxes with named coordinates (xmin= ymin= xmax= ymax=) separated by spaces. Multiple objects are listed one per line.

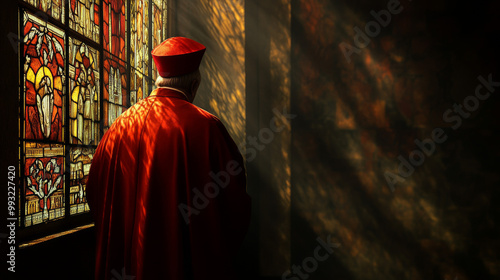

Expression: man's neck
xmin=157 ymin=86 xmax=191 ymax=102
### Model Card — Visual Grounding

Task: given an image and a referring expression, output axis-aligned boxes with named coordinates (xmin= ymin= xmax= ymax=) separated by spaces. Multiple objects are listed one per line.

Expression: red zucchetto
xmin=152 ymin=37 xmax=206 ymax=77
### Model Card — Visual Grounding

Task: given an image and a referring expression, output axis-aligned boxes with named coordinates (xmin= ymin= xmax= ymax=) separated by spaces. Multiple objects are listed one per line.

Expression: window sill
xmin=19 ymin=223 xmax=94 ymax=249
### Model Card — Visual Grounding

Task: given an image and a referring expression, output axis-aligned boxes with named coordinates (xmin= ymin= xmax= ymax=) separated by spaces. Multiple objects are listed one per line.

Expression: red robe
xmin=86 ymin=88 xmax=251 ymax=280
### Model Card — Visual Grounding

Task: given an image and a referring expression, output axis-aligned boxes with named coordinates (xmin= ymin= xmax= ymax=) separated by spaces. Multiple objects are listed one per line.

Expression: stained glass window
xmin=131 ymin=70 xmax=151 ymax=105
xmin=23 ymin=11 xmax=66 ymax=227
xmin=23 ymin=0 xmax=65 ymax=23
xmin=69 ymin=147 xmax=93 ymax=215
xmin=24 ymin=12 xmax=65 ymax=142
xmin=103 ymin=0 xmax=127 ymax=60
xmin=103 ymin=53 xmax=127 ymax=130
xmin=130 ymin=0 xmax=149 ymax=75
xmin=69 ymin=0 xmax=100 ymax=42
xmin=69 ymin=37 xmax=100 ymax=145
xmin=24 ymin=143 xmax=65 ymax=226
xmin=19 ymin=0 xmax=170 ymax=231
xmin=152 ymin=0 xmax=168 ymax=81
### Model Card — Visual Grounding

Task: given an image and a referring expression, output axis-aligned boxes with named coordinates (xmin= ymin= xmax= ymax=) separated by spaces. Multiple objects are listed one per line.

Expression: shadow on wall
xmin=171 ymin=0 xmax=500 ymax=279
xmin=176 ymin=0 xmax=246 ymax=146
xmin=290 ymin=0 xmax=500 ymax=279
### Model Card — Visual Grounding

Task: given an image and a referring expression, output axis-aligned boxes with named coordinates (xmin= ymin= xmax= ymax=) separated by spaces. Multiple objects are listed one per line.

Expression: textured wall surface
xmin=176 ymin=0 xmax=246 ymax=147
xmin=175 ymin=0 xmax=500 ymax=279
xmin=290 ymin=0 xmax=500 ymax=279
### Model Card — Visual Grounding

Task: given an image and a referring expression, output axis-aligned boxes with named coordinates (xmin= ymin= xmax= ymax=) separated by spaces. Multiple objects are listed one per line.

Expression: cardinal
xmin=86 ymin=37 xmax=251 ymax=280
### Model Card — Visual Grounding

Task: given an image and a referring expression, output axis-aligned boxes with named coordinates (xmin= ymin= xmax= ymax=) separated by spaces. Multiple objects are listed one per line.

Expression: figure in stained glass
xmin=19 ymin=0 xmax=170 ymax=230
xmin=24 ymin=13 xmax=65 ymax=142
xmin=69 ymin=39 xmax=100 ymax=145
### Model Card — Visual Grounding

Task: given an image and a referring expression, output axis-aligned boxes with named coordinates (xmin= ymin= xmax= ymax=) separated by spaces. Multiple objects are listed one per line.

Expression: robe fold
xmin=86 ymin=88 xmax=251 ymax=280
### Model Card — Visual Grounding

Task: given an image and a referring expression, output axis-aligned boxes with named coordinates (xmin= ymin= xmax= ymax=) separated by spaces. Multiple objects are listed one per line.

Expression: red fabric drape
xmin=87 ymin=88 xmax=251 ymax=280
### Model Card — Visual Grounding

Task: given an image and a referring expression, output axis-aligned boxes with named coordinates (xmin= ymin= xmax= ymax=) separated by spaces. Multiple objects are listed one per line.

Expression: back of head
xmin=152 ymin=37 xmax=206 ymax=102
xmin=155 ymin=69 xmax=201 ymax=92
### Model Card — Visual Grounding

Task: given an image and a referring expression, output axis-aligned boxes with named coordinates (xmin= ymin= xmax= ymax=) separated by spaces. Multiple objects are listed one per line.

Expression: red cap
xmin=152 ymin=37 xmax=206 ymax=77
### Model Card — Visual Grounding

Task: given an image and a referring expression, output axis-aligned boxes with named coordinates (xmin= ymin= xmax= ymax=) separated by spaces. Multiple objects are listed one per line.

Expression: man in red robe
xmin=86 ymin=37 xmax=251 ymax=280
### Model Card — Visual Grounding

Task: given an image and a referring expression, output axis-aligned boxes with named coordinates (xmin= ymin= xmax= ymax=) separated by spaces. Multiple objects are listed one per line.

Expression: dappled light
xmin=288 ymin=0 xmax=500 ymax=279
xmin=174 ymin=0 xmax=499 ymax=278
xmin=261 ymin=0 xmax=293 ymax=275
xmin=177 ymin=0 xmax=246 ymax=146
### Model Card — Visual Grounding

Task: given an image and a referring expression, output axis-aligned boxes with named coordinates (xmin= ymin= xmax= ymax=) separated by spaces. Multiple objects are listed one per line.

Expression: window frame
xmin=17 ymin=0 xmax=173 ymax=243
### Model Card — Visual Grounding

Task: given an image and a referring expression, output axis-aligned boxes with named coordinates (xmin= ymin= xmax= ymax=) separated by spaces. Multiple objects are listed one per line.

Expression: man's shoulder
xmin=110 ymin=96 xmax=224 ymax=131
xmin=190 ymin=105 xmax=222 ymax=124
xmin=114 ymin=97 xmax=155 ymax=123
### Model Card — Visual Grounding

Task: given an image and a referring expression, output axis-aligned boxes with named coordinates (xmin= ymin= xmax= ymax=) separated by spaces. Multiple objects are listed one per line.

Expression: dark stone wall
xmin=290 ymin=0 xmax=500 ymax=279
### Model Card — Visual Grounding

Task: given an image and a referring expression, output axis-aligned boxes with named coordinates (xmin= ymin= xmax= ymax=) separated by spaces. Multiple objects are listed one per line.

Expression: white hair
xmin=155 ymin=70 xmax=201 ymax=91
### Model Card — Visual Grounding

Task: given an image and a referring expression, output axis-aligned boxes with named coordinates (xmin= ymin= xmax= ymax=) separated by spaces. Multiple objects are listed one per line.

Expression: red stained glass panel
xmin=23 ymin=12 xmax=65 ymax=142
xmin=103 ymin=0 xmax=127 ymax=60
xmin=24 ymin=142 xmax=65 ymax=227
